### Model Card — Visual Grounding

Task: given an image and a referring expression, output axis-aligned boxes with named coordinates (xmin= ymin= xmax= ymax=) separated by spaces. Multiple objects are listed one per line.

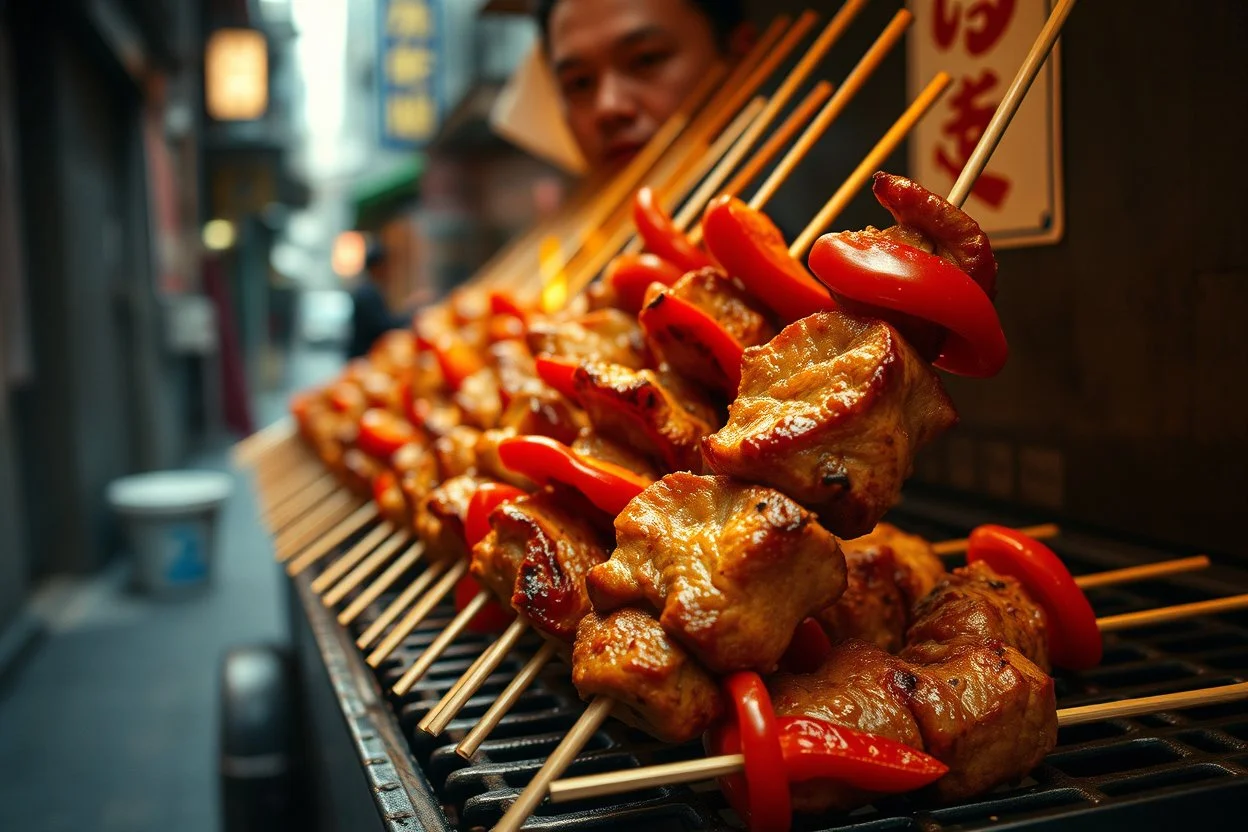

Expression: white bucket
xmin=107 ymin=470 xmax=234 ymax=596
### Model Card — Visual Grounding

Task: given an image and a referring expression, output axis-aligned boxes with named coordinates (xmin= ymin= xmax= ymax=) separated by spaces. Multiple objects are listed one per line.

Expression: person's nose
xmin=593 ymin=71 xmax=638 ymax=130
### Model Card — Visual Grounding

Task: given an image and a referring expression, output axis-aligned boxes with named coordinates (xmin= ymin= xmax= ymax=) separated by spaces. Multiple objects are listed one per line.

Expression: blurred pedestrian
xmin=347 ymin=241 xmax=411 ymax=359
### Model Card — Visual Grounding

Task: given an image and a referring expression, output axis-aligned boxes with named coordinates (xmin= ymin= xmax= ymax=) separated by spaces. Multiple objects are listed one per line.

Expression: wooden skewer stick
xmin=419 ymin=617 xmax=530 ymax=736
xmin=355 ymin=558 xmax=447 ymax=650
xmin=789 ymin=70 xmax=952 ymax=256
xmin=667 ymin=0 xmax=871 ymax=233
xmin=457 ymin=641 xmax=561 ymax=759
xmin=947 ymin=0 xmax=1077 ymax=209
xmin=323 ymin=533 xmax=413 ymax=607
xmin=493 ymin=697 xmax=615 ymax=832
xmin=308 ymin=523 xmax=398 ymax=594
xmin=391 ymin=591 xmax=493 ymax=696
xmin=274 ymin=492 xmax=362 ymax=562
xmin=1073 ymin=555 xmax=1211 ymax=590
xmin=549 ymin=680 xmax=1248 ymax=803
xmin=264 ymin=473 xmax=337 ymax=532
xmin=338 ymin=541 xmax=424 ymax=626
xmin=750 ymin=8 xmax=913 ymax=212
xmin=1097 ymin=593 xmax=1248 ymax=633
xmin=232 ymin=416 xmax=295 ymax=467
xmin=931 ymin=523 xmax=1059 ymax=556
xmin=253 ymin=441 xmax=311 ymax=488
xmin=259 ymin=462 xmax=323 ymax=517
xmin=276 ymin=499 xmax=376 ymax=565
xmin=366 ymin=560 xmax=469 ymax=667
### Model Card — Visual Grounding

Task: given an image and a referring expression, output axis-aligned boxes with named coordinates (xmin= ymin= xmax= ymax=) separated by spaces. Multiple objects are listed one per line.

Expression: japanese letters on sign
xmin=379 ymin=0 xmax=441 ymax=149
xmin=907 ymin=0 xmax=1064 ymax=247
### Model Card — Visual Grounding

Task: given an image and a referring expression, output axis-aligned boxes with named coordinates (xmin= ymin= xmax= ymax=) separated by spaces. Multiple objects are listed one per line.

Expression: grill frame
xmin=287 ymin=494 xmax=1248 ymax=832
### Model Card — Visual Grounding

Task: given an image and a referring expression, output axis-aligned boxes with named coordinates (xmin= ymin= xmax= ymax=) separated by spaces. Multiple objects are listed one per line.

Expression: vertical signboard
xmin=907 ymin=0 xmax=1064 ymax=248
xmin=378 ymin=0 xmax=442 ymax=150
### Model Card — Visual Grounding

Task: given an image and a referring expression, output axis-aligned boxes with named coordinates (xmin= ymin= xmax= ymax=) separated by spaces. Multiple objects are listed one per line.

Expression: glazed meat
xmin=906 ymin=561 xmax=1049 ymax=672
xmin=414 ymin=474 xmax=484 ymax=563
xmin=454 ymin=367 xmax=502 ymax=430
xmin=473 ymin=428 xmax=536 ymax=490
xmin=588 ymin=473 xmax=847 ymax=673
xmin=393 ymin=441 xmax=439 ymax=521
xmin=470 ymin=489 xmax=613 ymax=641
xmin=341 ymin=448 xmax=384 ymax=497
xmin=639 ymin=268 xmax=776 ymax=396
xmin=527 ymin=309 xmax=649 ymax=370
xmin=498 ymin=388 xmax=583 ymax=444
xmin=769 ymin=637 xmax=1056 ymax=812
xmin=433 ymin=425 xmax=482 ymax=480
xmin=818 ymin=524 xmax=946 ymax=652
xmin=573 ymin=361 xmax=718 ymax=473
xmin=703 ymin=311 xmax=957 ymax=538
xmin=373 ymin=470 xmax=409 ymax=527
xmin=573 ymin=607 xmax=724 ymax=744
xmin=571 ymin=429 xmax=662 ymax=481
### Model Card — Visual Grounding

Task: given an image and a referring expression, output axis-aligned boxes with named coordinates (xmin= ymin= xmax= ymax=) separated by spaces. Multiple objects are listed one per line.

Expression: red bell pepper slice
xmin=454 ymin=575 xmax=516 ymax=633
xmin=355 ymin=408 xmax=418 ymax=460
xmin=489 ymin=291 xmax=528 ymax=321
xmin=496 ymin=435 xmax=651 ymax=517
xmin=605 ymin=252 xmax=686 ymax=314
xmin=465 ymin=482 xmax=527 ymax=548
xmin=967 ymin=525 xmax=1102 ymax=671
xmin=701 ymin=195 xmax=837 ymax=324
xmin=778 ymin=618 xmax=833 ymax=675
xmin=638 ymin=290 xmax=745 ymax=394
xmin=778 ymin=716 xmax=949 ymax=792
xmin=370 ymin=468 xmax=398 ymax=509
xmin=808 ymin=231 xmax=1008 ymax=378
xmin=534 ymin=355 xmax=582 ymax=404
xmin=415 ymin=334 xmax=485 ymax=392
xmin=712 ymin=672 xmax=791 ymax=832
xmin=634 ymin=187 xmax=716 ymax=273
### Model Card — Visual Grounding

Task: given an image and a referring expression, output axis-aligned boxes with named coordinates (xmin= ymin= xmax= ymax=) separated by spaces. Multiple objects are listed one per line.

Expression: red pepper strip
xmin=489 ymin=291 xmax=528 ymax=322
xmin=488 ymin=314 xmax=527 ymax=343
xmin=778 ymin=618 xmax=833 ymax=675
xmin=355 ymin=408 xmax=418 ymax=460
xmin=808 ymin=231 xmax=1008 ymax=378
xmin=778 ymin=716 xmax=949 ymax=792
xmin=496 ymin=435 xmax=651 ymax=517
xmin=967 ymin=525 xmax=1102 ymax=671
xmin=717 ymin=672 xmax=791 ymax=832
xmin=605 ymin=252 xmax=686 ymax=314
xmin=534 ymin=355 xmax=581 ymax=404
xmin=634 ymin=186 xmax=716 ymax=273
xmin=701 ymin=195 xmax=837 ymax=325
xmin=638 ymin=290 xmax=745 ymax=394
xmin=465 ymin=482 xmax=527 ymax=548
xmin=416 ymin=334 xmax=485 ymax=392
xmin=454 ymin=575 xmax=515 ymax=633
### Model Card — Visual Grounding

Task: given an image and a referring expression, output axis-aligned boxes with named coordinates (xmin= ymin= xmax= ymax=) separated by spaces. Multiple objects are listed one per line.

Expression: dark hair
xmin=533 ymin=0 xmax=747 ymax=50
xmin=364 ymin=240 xmax=387 ymax=270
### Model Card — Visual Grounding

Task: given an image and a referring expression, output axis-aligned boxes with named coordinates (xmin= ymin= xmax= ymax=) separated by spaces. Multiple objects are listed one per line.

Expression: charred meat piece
xmin=872 ymin=172 xmax=997 ymax=298
xmin=393 ymin=441 xmax=439 ymax=522
xmin=818 ymin=524 xmax=946 ymax=652
xmin=454 ymin=368 xmax=502 ymax=430
xmin=573 ymin=607 xmax=724 ymax=744
xmin=573 ymin=361 xmax=718 ymax=473
xmin=527 ymin=309 xmax=649 ymax=370
xmin=498 ymin=388 xmax=583 ymax=445
xmin=906 ymin=560 xmax=1050 ymax=672
xmin=704 ymin=311 xmax=957 ymax=538
xmin=470 ymin=489 xmax=612 ymax=641
xmin=414 ymin=474 xmax=484 ymax=564
xmin=433 ymin=425 xmax=482 ymax=480
xmin=373 ymin=471 xmax=409 ymax=527
xmin=341 ymin=448 xmax=384 ymax=497
xmin=639 ymin=268 xmax=776 ymax=396
xmin=590 ymin=473 xmax=846 ymax=674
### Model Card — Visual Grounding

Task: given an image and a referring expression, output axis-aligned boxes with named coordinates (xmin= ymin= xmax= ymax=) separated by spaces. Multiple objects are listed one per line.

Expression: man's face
xmin=547 ymin=0 xmax=725 ymax=171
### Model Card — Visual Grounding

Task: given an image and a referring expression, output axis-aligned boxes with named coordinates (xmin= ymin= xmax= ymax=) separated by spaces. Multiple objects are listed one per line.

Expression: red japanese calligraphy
xmin=934 ymin=0 xmax=1016 ymax=56
xmin=935 ymin=70 xmax=1011 ymax=208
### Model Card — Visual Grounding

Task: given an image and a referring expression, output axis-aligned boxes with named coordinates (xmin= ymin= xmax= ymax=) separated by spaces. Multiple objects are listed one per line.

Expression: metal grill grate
xmin=298 ymin=505 xmax=1248 ymax=832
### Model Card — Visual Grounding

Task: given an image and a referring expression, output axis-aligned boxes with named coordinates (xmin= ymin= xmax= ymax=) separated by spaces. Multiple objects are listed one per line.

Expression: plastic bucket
xmin=107 ymin=470 xmax=234 ymax=597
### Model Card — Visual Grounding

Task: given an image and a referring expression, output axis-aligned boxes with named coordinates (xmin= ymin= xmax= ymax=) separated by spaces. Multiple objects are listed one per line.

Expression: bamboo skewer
xmin=750 ymin=8 xmax=913 ymax=212
xmin=1097 ymin=593 xmax=1248 ymax=632
xmin=264 ymin=473 xmax=337 ymax=531
xmin=275 ymin=493 xmax=362 ymax=562
xmin=253 ymin=442 xmax=312 ymax=489
xmin=457 ymin=641 xmax=561 ymax=759
xmin=366 ymin=560 xmax=469 ymax=667
xmin=323 ymin=533 xmax=413 ymax=607
xmin=789 ymin=70 xmax=952 ymax=256
xmin=355 ymin=558 xmax=448 ymax=650
xmin=550 ymin=679 xmax=1248 ymax=803
xmin=392 ymin=591 xmax=493 ymax=696
xmin=276 ymin=499 xmax=376 ymax=564
xmin=1072 ymin=555 xmax=1211 ymax=590
xmin=931 ymin=523 xmax=1059 ymax=556
xmin=232 ymin=416 xmax=295 ymax=467
xmin=338 ymin=541 xmax=424 ymax=626
xmin=309 ymin=523 xmax=398 ymax=594
xmin=259 ymin=462 xmax=324 ymax=519
xmin=419 ymin=617 xmax=530 ymax=735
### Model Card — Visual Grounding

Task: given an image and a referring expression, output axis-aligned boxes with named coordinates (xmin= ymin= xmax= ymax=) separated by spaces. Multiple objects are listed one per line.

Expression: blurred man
xmin=536 ymin=0 xmax=754 ymax=172
xmin=347 ymin=242 xmax=411 ymax=359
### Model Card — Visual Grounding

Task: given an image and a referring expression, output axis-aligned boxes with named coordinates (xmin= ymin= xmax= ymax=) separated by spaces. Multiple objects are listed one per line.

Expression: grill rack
xmin=290 ymin=499 xmax=1248 ymax=832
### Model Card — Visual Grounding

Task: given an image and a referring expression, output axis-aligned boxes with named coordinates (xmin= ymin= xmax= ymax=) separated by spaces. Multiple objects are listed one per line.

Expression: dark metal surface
xmin=290 ymin=499 xmax=1248 ymax=832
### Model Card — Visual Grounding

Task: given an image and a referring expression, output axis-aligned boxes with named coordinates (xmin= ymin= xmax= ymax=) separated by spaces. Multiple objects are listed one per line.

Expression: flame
xmin=539 ymin=235 xmax=568 ymax=314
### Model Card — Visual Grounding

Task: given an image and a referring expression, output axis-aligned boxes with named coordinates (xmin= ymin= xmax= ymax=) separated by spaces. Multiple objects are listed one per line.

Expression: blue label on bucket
xmin=166 ymin=524 xmax=207 ymax=584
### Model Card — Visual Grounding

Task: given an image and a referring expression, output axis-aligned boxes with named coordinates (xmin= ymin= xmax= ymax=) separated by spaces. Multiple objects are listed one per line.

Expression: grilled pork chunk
xmin=393 ymin=441 xmax=439 ymax=523
xmin=414 ymin=474 xmax=484 ymax=564
xmin=589 ymin=473 xmax=847 ymax=674
xmin=470 ymin=488 xmax=612 ymax=641
xmin=527 ymin=309 xmax=649 ymax=370
xmin=573 ymin=607 xmax=724 ymax=743
xmin=433 ymin=425 xmax=482 ymax=480
xmin=703 ymin=311 xmax=957 ymax=538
